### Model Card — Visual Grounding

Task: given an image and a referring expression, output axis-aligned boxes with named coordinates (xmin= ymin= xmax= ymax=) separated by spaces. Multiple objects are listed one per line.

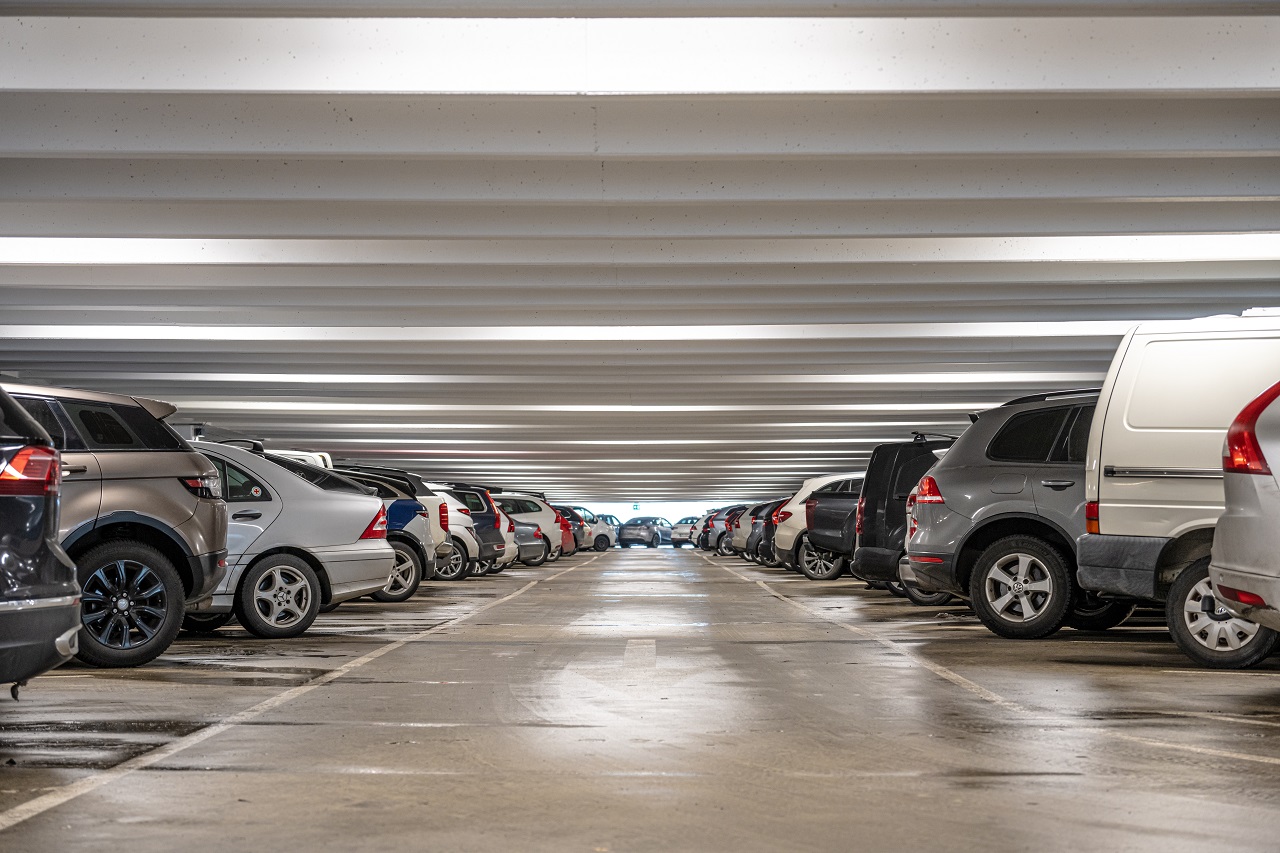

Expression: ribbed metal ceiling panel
xmin=0 ymin=11 xmax=1277 ymax=501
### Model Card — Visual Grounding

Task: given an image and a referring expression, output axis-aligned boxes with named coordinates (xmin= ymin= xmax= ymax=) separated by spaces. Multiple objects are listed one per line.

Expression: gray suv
xmin=2 ymin=382 xmax=228 ymax=668
xmin=906 ymin=390 xmax=1135 ymax=639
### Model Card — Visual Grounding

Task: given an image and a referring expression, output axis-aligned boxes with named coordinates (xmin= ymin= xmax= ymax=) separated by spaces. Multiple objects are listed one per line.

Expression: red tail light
xmin=1224 ymin=379 xmax=1280 ymax=475
xmin=439 ymin=501 xmax=449 ymax=533
xmin=506 ymin=513 xmax=515 ymax=533
xmin=804 ymin=499 xmax=816 ymax=530
xmin=458 ymin=507 xmax=471 ymax=516
xmin=1085 ymin=500 xmax=1100 ymax=535
xmin=906 ymin=494 xmax=918 ymax=538
xmin=773 ymin=509 xmax=792 ymax=525
xmin=0 ymin=446 xmax=60 ymax=497
xmin=360 ymin=505 xmax=388 ymax=539
xmin=855 ymin=496 xmax=866 ymax=536
xmin=916 ymin=476 xmax=944 ymax=504
xmin=534 ymin=525 xmax=542 ymax=539
xmin=1217 ymin=584 xmax=1267 ymax=608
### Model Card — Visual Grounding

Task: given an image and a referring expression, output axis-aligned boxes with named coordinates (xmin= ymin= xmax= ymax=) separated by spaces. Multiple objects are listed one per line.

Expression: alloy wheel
xmin=252 ymin=566 xmax=312 ymax=628
xmin=384 ymin=552 xmax=416 ymax=595
xmin=983 ymin=553 xmax=1053 ymax=622
xmin=81 ymin=559 xmax=169 ymax=650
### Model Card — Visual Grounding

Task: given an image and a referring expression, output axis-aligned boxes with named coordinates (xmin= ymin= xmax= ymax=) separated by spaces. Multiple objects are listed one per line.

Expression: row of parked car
xmin=684 ymin=310 xmax=1280 ymax=670
xmin=0 ymin=380 xmax=622 ymax=694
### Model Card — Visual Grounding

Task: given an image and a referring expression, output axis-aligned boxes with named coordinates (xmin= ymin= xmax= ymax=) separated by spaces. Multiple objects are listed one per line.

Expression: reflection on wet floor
xmin=3 ymin=548 xmax=1280 ymax=851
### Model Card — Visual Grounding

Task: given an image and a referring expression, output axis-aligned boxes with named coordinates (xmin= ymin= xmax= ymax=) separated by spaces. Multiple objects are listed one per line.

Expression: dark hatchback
xmin=0 ymin=387 xmax=80 ymax=694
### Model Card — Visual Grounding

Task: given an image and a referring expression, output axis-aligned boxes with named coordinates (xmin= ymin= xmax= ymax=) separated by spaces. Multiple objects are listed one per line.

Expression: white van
xmin=1078 ymin=309 xmax=1280 ymax=666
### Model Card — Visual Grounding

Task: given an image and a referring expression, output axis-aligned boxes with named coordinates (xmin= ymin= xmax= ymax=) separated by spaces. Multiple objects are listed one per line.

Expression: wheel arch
xmin=1154 ymin=527 xmax=1215 ymax=600
xmin=955 ymin=513 xmax=1077 ymax=594
xmin=65 ymin=513 xmax=195 ymax=598
xmin=386 ymin=531 xmax=429 ymax=569
xmin=247 ymin=547 xmax=331 ymax=604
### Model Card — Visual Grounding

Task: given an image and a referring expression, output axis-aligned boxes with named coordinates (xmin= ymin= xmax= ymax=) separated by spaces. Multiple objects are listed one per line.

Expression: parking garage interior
xmin=1 ymin=3 xmax=1280 ymax=851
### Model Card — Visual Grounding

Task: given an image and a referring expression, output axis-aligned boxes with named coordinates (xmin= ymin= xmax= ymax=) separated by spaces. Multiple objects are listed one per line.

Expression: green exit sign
xmin=633 ymin=502 xmax=640 ymax=511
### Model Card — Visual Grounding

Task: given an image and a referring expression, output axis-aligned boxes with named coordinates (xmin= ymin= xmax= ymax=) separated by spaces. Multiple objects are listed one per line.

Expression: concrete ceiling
xmin=0 ymin=8 xmax=1277 ymax=502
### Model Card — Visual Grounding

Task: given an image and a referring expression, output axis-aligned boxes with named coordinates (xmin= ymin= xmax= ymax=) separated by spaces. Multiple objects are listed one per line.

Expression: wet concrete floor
xmin=3 ymin=546 xmax=1280 ymax=851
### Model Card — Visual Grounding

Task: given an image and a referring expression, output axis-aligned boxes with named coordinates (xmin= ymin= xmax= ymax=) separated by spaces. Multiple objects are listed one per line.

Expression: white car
xmin=333 ymin=468 xmax=435 ymax=600
xmin=1078 ymin=310 xmax=1280 ymax=668
xmin=671 ymin=516 xmax=700 ymax=547
xmin=188 ymin=441 xmax=395 ymax=638
xmin=571 ymin=506 xmax=617 ymax=551
xmin=493 ymin=493 xmax=561 ymax=559
xmin=427 ymin=481 xmax=485 ymax=580
xmin=491 ymin=507 xmax=519 ymax=572
xmin=774 ymin=473 xmax=862 ymax=570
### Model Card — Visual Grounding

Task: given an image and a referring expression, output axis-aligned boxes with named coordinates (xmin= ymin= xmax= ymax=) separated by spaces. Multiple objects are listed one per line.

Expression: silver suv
xmin=907 ymin=390 xmax=1135 ymax=639
xmin=2 ymin=382 xmax=228 ymax=668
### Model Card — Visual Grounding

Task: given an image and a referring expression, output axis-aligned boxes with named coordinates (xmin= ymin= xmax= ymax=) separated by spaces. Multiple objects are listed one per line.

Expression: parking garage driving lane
xmin=4 ymin=548 xmax=1280 ymax=851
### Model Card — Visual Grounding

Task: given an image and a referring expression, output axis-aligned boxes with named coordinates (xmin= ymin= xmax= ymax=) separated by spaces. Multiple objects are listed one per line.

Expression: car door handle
xmin=60 ymin=463 xmax=88 ymax=474
xmin=1040 ymin=480 xmax=1075 ymax=490
xmin=232 ymin=510 xmax=263 ymax=520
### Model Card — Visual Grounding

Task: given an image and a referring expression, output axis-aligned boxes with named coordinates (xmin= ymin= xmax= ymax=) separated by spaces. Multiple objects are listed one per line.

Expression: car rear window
xmin=208 ymin=457 xmax=272 ymax=502
xmin=455 ymin=490 xmax=489 ymax=513
xmin=987 ymin=407 xmax=1072 ymax=463
xmin=60 ymin=400 xmax=185 ymax=451
xmin=0 ymin=391 xmax=49 ymax=444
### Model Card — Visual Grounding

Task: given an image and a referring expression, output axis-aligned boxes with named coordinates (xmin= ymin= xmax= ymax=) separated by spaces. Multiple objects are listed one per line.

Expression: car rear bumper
xmin=1211 ymin=565 xmax=1280 ymax=632
xmin=905 ymin=553 xmax=961 ymax=594
xmin=315 ymin=542 xmax=397 ymax=603
xmin=1076 ymin=533 xmax=1170 ymax=601
xmin=852 ymin=546 xmax=904 ymax=583
xmin=0 ymin=597 xmax=80 ymax=684
xmin=186 ymin=549 xmax=228 ymax=605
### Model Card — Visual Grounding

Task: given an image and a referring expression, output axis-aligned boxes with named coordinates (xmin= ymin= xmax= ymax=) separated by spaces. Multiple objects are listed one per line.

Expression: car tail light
xmin=439 ymin=501 xmax=449 ymax=532
xmin=1224 ymin=379 xmax=1280 ymax=475
xmin=178 ymin=473 xmax=221 ymax=500
xmin=458 ymin=507 xmax=471 ymax=516
xmin=1217 ymin=584 xmax=1268 ymax=608
xmin=534 ymin=525 xmax=542 ymax=539
xmin=0 ymin=446 xmax=60 ymax=497
xmin=1085 ymin=500 xmax=1100 ymax=535
xmin=804 ymin=499 xmax=816 ymax=530
xmin=855 ymin=496 xmax=866 ymax=536
xmin=906 ymin=494 xmax=918 ymax=538
xmin=507 ymin=514 xmax=515 ymax=534
xmin=360 ymin=505 xmax=388 ymax=539
xmin=773 ymin=508 xmax=792 ymax=524
xmin=915 ymin=476 xmax=944 ymax=504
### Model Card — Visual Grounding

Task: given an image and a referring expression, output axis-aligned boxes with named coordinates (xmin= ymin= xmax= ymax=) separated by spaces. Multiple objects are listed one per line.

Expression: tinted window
xmin=266 ymin=454 xmax=371 ymax=494
xmin=12 ymin=396 xmax=78 ymax=449
xmin=456 ymin=490 xmax=489 ymax=513
xmin=1055 ymin=405 xmax=1096 ymax=464
xmin=209 ymin=457 xmax=271 ymax=502
xmin=987 ymin=407 xmax=1071 ymax=463
xmin=59 ymin=401 xmax=184 ymax=451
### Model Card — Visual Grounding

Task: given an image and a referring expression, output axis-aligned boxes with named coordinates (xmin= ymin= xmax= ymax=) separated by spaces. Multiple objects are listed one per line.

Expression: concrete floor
xmin=3 ymin=547 xmax=1280 ymax=851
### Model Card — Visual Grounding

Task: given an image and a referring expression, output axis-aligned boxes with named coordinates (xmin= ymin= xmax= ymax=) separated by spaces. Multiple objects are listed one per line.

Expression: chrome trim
xmin=55 ymin=625 xmax=80 ymax=657
xmin=0 ymin=594 xmax=80 ymax=612
xmin=1103 ymin=466 xmax=1223 ymax=480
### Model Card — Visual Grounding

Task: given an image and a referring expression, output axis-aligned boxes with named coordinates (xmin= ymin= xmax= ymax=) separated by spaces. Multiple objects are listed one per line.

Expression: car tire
xmin=594 ymin=535 xmax=610 ymax=552
xmin=1065 ymin=590 xmax=1136 ymax=632
xmin=648 ymin=534 xmax=659 ymax=548
xmin=522 ymin=540 xmax=548 ymax=567
xmin=1167 ymin=558 xmax=1280 ymax=669
xmin=716 ymin=535 xmax=734 ymax=557
xmin=436 ymin=539 xmax=471 ymax=580
xmin=234 ymin=555 xmax=320 ymax=640
xmin=488 ymin=563 xmax=506 ymax=575
xmin=797 ymin=537 xmax=846 ymax=580
xmin=371 ymin=540 xmax=423 ymax=603
xmin=182 ymin=612 xmax=234 ymax=634
xmin=885 ymin=580 xmax=908 ymax=598
xmin=969 ymin=535 xmax=1072 ymax=640
xmin=759 ymin=545 xmax=782 ymax=569
xmin=76 ymin=540 xmax=186 ymax=668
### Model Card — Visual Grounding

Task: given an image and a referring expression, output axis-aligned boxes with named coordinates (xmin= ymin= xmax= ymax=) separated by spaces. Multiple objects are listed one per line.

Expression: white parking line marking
xmin=0 ymin=554 xmax=601 ymax=834
xmin=705 ymin=555 xmax=1280 ymax=768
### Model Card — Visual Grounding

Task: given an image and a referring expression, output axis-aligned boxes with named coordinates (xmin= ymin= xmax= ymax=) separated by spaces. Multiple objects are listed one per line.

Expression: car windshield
xmin=624 ymin=517 xmax=655 ymax=525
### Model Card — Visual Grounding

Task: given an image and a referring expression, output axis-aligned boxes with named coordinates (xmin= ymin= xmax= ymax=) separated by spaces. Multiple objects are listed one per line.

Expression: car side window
xmin=1052 ymin=404 xmax=1095 ymax=464
xmin=458 ymin=491 xmax=488 ymax=513
xmin=987 ymin=407 xmax=1071 ymax=463
xmin=210 ymin=457 xmax=271 ymax=502
xmin=13 ymin=396 xmax=85 ymax=451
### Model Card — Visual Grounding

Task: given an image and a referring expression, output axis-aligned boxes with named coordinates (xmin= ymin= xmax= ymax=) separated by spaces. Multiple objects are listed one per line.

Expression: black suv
xmin=0 ymin=388 xmax=81 ymax=695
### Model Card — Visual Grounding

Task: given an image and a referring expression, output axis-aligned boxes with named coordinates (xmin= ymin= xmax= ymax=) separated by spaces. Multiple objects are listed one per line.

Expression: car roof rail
xmin=1000 ymin=388 xmax=1102 ymax=407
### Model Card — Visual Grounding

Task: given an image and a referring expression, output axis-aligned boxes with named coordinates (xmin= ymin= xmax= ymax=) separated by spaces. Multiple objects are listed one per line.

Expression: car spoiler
xmin=134 ymin=396 xmax=178 ymax=421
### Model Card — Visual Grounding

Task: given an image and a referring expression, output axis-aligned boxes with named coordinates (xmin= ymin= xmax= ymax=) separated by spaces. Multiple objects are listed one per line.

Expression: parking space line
xmin=0 ymin=553 xmax=602 ymax=835
xmin=702 ymin=554 xmax=1280 ymax=768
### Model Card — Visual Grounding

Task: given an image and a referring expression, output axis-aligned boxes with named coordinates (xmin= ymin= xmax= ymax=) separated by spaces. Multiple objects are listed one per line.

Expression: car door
xmin=12 ymin=395 xmax=101 ymax=542
xmin=1032 ymin=404 xmax=1095 ymax=543
xmin=207 ymin=455 xmax=283 ymax=564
